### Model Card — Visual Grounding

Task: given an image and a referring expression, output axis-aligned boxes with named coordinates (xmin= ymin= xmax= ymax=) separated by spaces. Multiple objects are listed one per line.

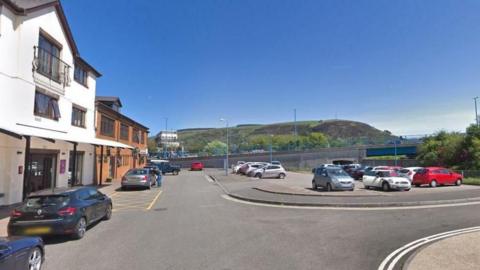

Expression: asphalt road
xmin=42 ymin=171 xmax=480 ymax=270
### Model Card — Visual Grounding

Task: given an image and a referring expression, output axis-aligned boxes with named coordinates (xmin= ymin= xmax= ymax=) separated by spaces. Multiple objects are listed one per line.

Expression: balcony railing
xmin=33 ymin=46 xmax=71 ymax=87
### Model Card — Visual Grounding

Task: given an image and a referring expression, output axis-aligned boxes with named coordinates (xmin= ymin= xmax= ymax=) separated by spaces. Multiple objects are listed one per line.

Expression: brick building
xmin=95 ymin=96 xmax=149 ymax=184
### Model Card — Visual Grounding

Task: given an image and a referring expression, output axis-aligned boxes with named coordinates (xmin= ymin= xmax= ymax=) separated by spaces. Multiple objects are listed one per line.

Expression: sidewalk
xmin=0 ymin=183 xmax=120 ymax=237
xmin=407 ymin=231 xmax=480 ymax=270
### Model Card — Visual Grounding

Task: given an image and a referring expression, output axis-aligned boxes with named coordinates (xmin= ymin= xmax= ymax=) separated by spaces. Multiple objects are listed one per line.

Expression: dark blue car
xmin=8 ymin=186 xmax=112 ymax=240
xmin=0 ymin=236 xmax=44 ymax=270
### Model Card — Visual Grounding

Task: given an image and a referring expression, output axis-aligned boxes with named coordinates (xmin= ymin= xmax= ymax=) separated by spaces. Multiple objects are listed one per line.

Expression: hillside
xmin=173 ymin=120 xmax=395 ymax=153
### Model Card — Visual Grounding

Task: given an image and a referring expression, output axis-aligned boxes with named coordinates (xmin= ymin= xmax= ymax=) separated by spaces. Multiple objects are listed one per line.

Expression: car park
xmin=252 ymin=164 xmax=287 ymax=179
xmin=190 ymin=162 xmax=204 ymax=171
xmin=121 ymin=168 xmax=156 ymax=190
xmin=412 ymin=167 xmax=462 ymax=187
xmin=363 ymin=170 xmax=411 ymax=191
xmin=0 ymin=236 xmax=44 ymax=270
xmin=312 ymin=167 xmax=355 ymax=191
xmin=398 ymin=167 xmax=423 ymax=182
xmin=8 ymin=187 xmax=112 ymax=240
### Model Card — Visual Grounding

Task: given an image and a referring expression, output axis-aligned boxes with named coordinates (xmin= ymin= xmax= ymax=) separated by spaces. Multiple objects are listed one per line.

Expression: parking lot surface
xmin=40 ymin=170 xmax=480 ymax=270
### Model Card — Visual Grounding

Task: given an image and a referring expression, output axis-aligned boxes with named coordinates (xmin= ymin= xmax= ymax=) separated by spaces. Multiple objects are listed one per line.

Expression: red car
xmin=191 ymin=162 xmax=204 ymax=171
xmin=412 ymin=167 xmax=463 ymax=187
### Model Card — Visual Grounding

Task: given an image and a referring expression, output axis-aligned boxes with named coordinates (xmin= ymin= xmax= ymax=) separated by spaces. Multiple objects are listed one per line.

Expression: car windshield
xmin=327 ymin=169 xmax=349 ymax=177
xmin=23 ymin=195 xmax=69 ymax=209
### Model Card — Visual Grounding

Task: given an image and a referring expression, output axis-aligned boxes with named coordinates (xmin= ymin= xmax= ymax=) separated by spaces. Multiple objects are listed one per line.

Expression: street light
xmin=220 ymin=118 xmax=229 ymax=176
xmin=269 ymin=134 xmax=273 ymax=163
xmin=474 ymin=97 xmax=479 ymax=127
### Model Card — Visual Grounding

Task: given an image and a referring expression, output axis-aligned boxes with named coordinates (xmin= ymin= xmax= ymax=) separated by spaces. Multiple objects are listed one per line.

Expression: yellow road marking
xmin=146 ymin=190 xmax=163 ymax=210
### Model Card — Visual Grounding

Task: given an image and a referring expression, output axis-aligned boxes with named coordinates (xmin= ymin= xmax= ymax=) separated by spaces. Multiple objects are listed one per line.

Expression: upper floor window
xmin=37 ymin=34 xmax=63 ymax=82
xmin=120 ymin=123 xmax=129 ymax=141
xmin=100 ymin=115 xmax=115 ymax=137
xmin=74 ymin=65 xmax=88 ymax=87
xmin=133 ymin=128 xmax=140 ymax=143
xmin=34 ymin=91 xmax=61 ymax=120
xmin=141 ymin=131 xmax=145 ymax=144
xmin=71 ymin=106 xmax=86 ymax=127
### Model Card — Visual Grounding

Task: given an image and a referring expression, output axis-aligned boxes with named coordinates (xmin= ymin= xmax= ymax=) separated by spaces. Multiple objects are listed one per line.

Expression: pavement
xmin=407 ymin=231 xmax=480 ymax=270
xmin=1 ymin=170 xmax=479 ymax=270
xmin=209 ymin=169 xmax=480 ymax=207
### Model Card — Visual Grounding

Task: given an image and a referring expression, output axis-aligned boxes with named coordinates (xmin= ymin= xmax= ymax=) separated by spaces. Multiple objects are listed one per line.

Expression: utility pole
xmin=269 ymin=134 xmax=273 ymax=163
xmin=294 ymin=108 xmax=297 ymax=151
xmin=474 ymin=97 xmax=479 ymax=127
xmin=220 ymin=118 xmax=229 ymax=176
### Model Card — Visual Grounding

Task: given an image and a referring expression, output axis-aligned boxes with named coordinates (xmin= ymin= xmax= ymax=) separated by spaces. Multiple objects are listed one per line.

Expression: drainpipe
xmin=22 ymin=136 xmax=31 ymax=200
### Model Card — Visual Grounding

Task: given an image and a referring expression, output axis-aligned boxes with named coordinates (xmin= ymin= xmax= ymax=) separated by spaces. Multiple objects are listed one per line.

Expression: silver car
xmin=252 ymin=165 xmax=287 ymax=179
xmin=121 ymin=168 xmax=156 ymax=190
xmin=312 ymin=168 xmax=355 ymax=191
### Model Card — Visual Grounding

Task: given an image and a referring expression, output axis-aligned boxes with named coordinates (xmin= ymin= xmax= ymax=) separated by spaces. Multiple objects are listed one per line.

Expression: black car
xmin=149 ymin=161 xmax=181 ymax=175
xmin=8 ymin=186 xmax=112 ymax=240
xmin=0 ymin=236 xmax=44 ymax=270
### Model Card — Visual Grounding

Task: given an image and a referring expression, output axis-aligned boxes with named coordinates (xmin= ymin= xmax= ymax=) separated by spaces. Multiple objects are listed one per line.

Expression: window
xmin=74 ymin=65 xmax=88 ymax=86
xmin=120 ymin=124 xmax=129 ymax=141
xmin=71 ymin=106 xmax=86 ymax=127
xmin=34 ymin=91 xmax=61 ymax=120
xmin=100 ymin=115 xmax=115 ymax=137
xmin=141 ymin=131 xmax=145 ymax=144
xmin=37 ymin=34 xmax=62 ymax=82
xmin=133 ymin=128 xmax=140 ymax=143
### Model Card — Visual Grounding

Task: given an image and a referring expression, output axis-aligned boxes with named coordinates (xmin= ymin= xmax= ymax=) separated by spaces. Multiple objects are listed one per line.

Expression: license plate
xmin=24 ymin=227 xmax=51 ymax=235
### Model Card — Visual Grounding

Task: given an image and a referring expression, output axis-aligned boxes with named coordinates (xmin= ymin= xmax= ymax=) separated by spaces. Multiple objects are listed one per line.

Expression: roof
xmin=96 ymin=96 xmax=123 ymax=107
xmin=0 ymin=0 xmax=102 ymax=77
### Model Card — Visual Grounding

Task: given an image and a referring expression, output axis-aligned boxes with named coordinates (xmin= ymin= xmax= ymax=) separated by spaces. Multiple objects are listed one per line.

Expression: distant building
xmin=155 ymin=131 xmax=180 ymax=151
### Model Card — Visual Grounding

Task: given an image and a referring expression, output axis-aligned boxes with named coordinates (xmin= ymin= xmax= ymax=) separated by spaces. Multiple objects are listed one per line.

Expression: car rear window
xmin=127 ymin=169 xmax=148 ymax=175
xmin=399 ymin=169 xmax=409 ymax=173
xmin=23 ymin=195 xmax=70 ymax=209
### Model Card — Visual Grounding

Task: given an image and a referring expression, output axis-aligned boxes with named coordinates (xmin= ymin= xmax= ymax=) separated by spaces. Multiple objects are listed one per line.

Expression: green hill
xmin=173 ymin=119 xmax=395 ymax=153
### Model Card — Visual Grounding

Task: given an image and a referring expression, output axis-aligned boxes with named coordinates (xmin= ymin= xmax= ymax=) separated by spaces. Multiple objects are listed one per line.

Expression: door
xmin=109 ymin=156 xmax=116 ymax=179
xmin=88 ymin=188 xmax=105 ymax=221
xmin=29 ymin=154 xmax=56 ymax=193
xmin=69 ymin=151 xmax=84 ymax=186
xmin=77 ymin=189 xmax=97 ymax=223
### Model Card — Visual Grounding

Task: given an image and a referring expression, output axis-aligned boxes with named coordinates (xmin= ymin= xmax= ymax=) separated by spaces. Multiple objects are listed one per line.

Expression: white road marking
xmin=221 ymin=194 xmax=480 ymax=211
xmin=204 ymin=175 xmax=214 ymax=183
xmin=378 ymin=226 xmax=480 ymax=270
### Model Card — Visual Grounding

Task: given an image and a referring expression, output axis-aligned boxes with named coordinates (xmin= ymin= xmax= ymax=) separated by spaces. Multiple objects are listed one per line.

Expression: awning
xmin=0 ymin=124 xmax=133 ymax=149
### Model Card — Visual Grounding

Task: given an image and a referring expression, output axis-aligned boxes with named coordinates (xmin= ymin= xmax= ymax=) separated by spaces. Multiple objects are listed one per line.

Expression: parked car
xmin=312 ymin=167 xmax=355 ymax=191
xmin=412 ymin=167 xmax=462 ymax=187
xmin=271 ymin=161 xmax=281 ymax=165
xmin=149 ymin=160 xmax=181 ymax=175
xmin=237 ymin=162 xmax=252 ymax=175
xmin=398 ymin=167 xmax=423 ymax=182
xmin=252 ymin=165 xmax=287 ymax=179
xmin=121 ymin=168 xmax=156 ymax=190
xmin=363 ymin=170 xmax=411 ymax=191
xmin=245 ymin=163 xmax=269 ymax=176
xmin=350 ymin=166 xmax=372 ymax=180
xmin=232 ymin=161 xmax=246 ymax=173
xmin=191 ymin=162 xmax=204 ymax=171
xmin=8 ymin=187 xmax=112 ymax=240
xmin=0 ymin=236 xmax=44 ymax=270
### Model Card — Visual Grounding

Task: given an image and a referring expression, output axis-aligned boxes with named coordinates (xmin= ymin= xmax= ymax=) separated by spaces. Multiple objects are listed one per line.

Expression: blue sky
xmin=62 ymin=0 xmax=480 ymax=136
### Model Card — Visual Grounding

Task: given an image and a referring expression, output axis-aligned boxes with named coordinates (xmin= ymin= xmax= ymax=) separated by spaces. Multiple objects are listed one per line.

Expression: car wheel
xmin=28 ymin=247 xmax=42 ymax=270
xmin=405 ymin=188 xmax=411 ymax=191
xmin=121 ymin=186 xmax=126 ymax=191
xmin=173 ymin=170 xmax=179 ymax=175
xmin=103 ymin=204 xmax=112 ymax=220
xmin=415 ymin=184 xmax=421 ymax=187
xmin=312 ymin=181 xmax=317 ymax=190
xmin=278 ymin=173 xmax=286 ymax=179
xmin=382 ymin=182 xmax=390 ymax=192
xmin=326 ymin=183 xmax=333 ymax=192
xmin=430 ymin=180 xmax=437 ymax=188
xmin=72 ymin=217 xmax=87 ymax=240
xmin=255 ymin=173 xmax=262 ymax=178
xmin=455 ymin=179 xmax=462 ymax=186
xmin=364 ymin=185 xmax=369 ymax=190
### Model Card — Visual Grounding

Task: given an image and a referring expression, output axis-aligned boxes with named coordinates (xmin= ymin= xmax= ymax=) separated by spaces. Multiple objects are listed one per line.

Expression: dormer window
xmin=74 ymin=64 xmax=88 ymax=87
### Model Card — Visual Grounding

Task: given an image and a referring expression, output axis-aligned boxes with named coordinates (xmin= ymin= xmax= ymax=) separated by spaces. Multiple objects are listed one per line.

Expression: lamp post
xmin=269 ymin=134 xmax=273 ymax=163
xmin=220 ymin=118 xmax=229 ymax=176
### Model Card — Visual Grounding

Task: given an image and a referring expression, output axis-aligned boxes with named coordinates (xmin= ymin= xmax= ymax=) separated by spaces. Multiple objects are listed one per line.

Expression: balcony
xmin=33 ymin=46 xmax=71 ymax=94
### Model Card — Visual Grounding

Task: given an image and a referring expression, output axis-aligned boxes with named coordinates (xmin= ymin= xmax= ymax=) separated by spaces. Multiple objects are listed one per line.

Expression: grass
xmin=463 ymin=178 xmax=480 ymax=186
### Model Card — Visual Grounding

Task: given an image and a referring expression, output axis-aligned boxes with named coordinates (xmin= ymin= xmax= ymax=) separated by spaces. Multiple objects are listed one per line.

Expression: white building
xmin=0 ymin=0 xmax=129 ymax=206
xmin=155 ymin=131 xmax=180 ymax=150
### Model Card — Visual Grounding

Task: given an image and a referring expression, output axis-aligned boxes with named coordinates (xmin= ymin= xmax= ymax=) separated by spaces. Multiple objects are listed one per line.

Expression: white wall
xmin=0 ymin=5 xmax=99 ymax=205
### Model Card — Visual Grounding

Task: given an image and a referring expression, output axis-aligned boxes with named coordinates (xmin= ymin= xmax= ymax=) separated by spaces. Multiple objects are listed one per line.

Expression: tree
xmin=147 ymin=138 xmax=158 ymax=154
xmin=416 ymin=131 xmax=464 ymax=168
xmin=202 ymin=140 xmax=227 ymax=156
